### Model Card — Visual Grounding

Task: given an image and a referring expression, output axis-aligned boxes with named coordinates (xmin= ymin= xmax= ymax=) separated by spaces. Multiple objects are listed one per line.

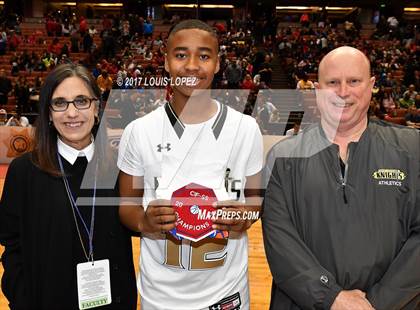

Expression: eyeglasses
xmin=50 ymin=96 xmax=98 ymax=112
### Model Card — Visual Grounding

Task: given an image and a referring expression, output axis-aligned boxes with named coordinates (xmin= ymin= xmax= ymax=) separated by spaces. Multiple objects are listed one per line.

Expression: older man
xmin=263 ymin=46 xmax=419 ymax=310
xmin=403 ymin=84 xmax=418 ymax=101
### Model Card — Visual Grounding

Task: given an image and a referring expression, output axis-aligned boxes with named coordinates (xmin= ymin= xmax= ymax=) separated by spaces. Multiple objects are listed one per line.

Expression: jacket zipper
xmin=338 ymin=150 xmax=349 ymax=204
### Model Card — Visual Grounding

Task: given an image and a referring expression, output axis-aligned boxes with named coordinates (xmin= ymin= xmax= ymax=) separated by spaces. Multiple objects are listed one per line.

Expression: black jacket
xmin=0 ymin=153 xmax=137 ymax=310
xmin=262 ymin=120 xmax=420 ymax=310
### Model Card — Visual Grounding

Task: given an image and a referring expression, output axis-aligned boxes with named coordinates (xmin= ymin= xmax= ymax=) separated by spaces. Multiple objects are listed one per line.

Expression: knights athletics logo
xmin=372 ymin=168 xmax=406 ymax=187
xmin=157 ymin=143 xmax=171 ymax=152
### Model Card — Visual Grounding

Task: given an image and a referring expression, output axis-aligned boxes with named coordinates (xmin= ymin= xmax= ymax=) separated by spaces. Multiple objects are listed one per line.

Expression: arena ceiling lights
xmin=276 ymin=6 xmax=316 ymax=10
xmin=275 ymin=6 xmax=355 ymax=12
xmin=164 ymin=4 xmax=235 ymax=9
xmin=93 ymin=3 xmax=123 ymax=6
xmin=404 ymin=7 xmax=420 ymax=12
xmin=54 ymin=2 xmax=76 ymax=5
xmin=403 ymin=7 xmax=420 ymax=19
xmin=53 ymin=2 xmax=123 ymax=7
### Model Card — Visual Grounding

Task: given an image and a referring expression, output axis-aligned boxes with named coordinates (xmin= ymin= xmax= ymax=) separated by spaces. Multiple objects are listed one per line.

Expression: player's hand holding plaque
xmin=170 ymin=183 xmax=229 ymax=242
xmin=212 ymin=200 xmax=255 ymax=232
xmin=143 ymin=199 xmax=176 ymax=233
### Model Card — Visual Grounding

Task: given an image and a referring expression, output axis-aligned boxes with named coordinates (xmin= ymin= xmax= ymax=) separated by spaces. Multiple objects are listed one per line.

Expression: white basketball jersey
xmin=118 ymin=101 xmax=263 ymax=309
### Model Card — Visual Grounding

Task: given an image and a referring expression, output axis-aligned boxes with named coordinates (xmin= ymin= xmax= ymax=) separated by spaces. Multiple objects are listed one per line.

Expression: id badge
xmin=77 ymin=259 xmax=112 ymax=309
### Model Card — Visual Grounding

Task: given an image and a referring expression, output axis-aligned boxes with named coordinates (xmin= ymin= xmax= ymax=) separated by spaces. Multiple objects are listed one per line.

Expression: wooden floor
xmin=0 ymin=169 xmax=272 ymax=309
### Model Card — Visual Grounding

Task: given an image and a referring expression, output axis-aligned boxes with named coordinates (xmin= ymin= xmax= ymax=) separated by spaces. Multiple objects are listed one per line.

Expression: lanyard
xmin=58 ymin=154 xmax=98 ymax=263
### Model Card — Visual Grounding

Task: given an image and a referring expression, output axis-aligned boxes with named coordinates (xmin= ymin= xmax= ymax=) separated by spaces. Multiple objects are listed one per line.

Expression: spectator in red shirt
xmin=46 ymin=17 xmax=55 ymax=36
xmin=300 ymin=13 xmax=310 ymax=27
xmin=102 ymin=15 xmax=112 ymax=31
xmin=8 ymin=32 xmax=21 ymax=51
xmin=54 ymin=19 xmax=62 ymax=36
xmin=27 ymin=34 xmax=35 ymax=44
xmin=214 ymin=22 xmax=226 ymax=34
xmin=48 ymin=38 xmax=62 ymax=56
xmin=241 ymin=74 xmax=255 ymax=90
xmin=101 ymin=59 xmax=117 ymax=74
xmin=79 ymin=16 xmax=88 ymax=36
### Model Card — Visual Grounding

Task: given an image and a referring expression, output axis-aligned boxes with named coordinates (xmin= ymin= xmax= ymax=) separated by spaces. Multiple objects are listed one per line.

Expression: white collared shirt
xmin=57 ymin=138 xmax=95 ymax=165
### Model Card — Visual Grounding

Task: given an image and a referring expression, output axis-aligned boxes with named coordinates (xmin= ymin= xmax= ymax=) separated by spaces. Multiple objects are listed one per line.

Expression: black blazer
xmin=0 ymin=152 xmax=137 ymax=310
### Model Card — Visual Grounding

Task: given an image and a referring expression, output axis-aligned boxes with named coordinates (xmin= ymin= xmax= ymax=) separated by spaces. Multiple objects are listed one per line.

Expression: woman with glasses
xmin=0 ymin=63 xmax=137 ymax=309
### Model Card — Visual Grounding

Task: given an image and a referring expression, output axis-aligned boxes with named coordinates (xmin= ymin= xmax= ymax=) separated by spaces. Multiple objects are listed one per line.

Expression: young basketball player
xmin=117 ymin=19 xmax=263 ymax=309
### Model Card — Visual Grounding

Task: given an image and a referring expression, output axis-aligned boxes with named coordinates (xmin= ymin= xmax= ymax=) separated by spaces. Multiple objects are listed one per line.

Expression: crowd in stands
xmin=0 ymin=9 xmax=278 ymax=103
xmin=277 ymin=12 xmax=419 ymax=129
xmin=0 ymin=8 xmax=418 ymax=130
xmin=97 ymin=12 xmax=278 ymax=129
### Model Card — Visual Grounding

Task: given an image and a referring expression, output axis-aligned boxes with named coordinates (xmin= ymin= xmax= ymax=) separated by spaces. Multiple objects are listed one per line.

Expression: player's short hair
xmin=168 ymin=19 xmax=218 ymax=48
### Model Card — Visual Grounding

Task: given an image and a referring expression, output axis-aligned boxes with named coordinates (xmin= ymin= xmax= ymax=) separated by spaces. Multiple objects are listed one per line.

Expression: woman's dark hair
xmin=32 ymin=62 xmax=107 ymax=176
